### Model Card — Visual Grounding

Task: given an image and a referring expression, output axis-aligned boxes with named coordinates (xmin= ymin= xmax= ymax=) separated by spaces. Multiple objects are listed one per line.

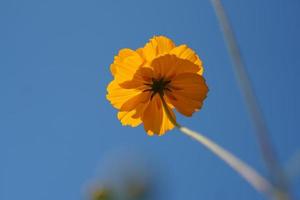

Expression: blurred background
xmin=1 ymin=0 xmax=299 ymax=199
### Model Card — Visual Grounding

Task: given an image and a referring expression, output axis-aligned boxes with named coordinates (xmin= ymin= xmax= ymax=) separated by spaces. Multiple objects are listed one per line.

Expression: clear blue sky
xmin=1 ymin=0 xmax=300 ymax=199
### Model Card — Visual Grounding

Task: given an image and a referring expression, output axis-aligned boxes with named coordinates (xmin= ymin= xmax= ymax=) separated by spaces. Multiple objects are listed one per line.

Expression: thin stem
xmin=285 ymin=150 xmax=300 ymax=181
xmin=159 ymin=95 xmax=273 ymax=197
xmin=179 ymin=126 xmax=272 ymax=196
xmin=159 ymin=94 xmax=180 ymax=128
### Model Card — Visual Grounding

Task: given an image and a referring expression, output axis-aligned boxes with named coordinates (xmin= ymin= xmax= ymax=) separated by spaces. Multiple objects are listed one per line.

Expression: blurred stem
xmin=160 ymin=95 xmax=272 ymax=197
xmin=210 ymin=0 xmax=291 ymax=199
xmin=284 ymin=149 xmax=300 ymax=181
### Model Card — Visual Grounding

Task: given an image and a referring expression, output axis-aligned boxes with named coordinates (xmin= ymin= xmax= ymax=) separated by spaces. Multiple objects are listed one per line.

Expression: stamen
xmin=143 ymin=77 xmax=172 ymax=100
xmin=142 ymin=89 xmax=152 ymax=92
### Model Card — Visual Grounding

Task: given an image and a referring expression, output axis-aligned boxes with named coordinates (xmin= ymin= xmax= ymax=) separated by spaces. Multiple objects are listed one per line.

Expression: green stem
xmin=159 ymin=94 xmax=273 ymax=197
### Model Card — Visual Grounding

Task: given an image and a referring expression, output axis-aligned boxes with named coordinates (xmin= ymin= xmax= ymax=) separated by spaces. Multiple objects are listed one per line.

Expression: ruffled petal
xmin=170 ymin=45 xmax=203 ymax=75
xmin=110 ymin=48 xmax=134 ymax=76
xmin=119 ymin=67 xmax=154 ymax=90
xmin=118 ymin=110 xmax=142 ymax=127
xmin=120 ymin=91 xmax=151 ymax=111
xmin=140 ymin=36 xmax=175 ymax=62
xmin=117 ymin=98 xmax=149 ymax=127
xmin=110 ymin=48 xmax=144 ymax=83
xmin=150 ymin=54 xmax=199 ymax=80
xmin=106 ymin=80 xmax=141 ymax=109
xmin=166 ymin=73 xmax=208 ymax=116
xmin=142 ymin=95 xmax=175 ymax=135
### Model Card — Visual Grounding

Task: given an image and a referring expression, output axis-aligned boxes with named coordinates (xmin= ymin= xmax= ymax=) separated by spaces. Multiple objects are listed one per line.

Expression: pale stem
xmin=160 ymin=94 xmax=273 ymax=197
xmin=179 ymin=126 xmax=272 ymax=195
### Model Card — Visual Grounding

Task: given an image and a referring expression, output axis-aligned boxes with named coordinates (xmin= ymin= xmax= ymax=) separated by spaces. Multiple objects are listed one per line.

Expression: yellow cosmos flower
xmin=106 ymin=36 xmax=208 ymax=135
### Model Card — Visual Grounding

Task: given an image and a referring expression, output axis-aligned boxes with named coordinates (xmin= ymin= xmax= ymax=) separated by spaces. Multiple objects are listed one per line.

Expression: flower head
xmin=107 ymin=36 xmax=208 ymax=135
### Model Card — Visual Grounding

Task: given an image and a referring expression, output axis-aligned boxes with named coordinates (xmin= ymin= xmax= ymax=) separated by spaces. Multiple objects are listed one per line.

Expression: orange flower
xmin=106 ymin=36 xmax=208 ymax=135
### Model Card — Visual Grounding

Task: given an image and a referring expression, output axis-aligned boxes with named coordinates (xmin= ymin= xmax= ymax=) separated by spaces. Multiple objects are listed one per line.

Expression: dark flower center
xmin=144 ymin=78 xmax=171 ymax=99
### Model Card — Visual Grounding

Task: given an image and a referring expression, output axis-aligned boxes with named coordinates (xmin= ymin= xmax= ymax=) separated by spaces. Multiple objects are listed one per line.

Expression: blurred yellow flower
xmin=107 ymin=36 xmax=208 ymax=135
xmin=92 ymin=188 xmax=112 ymax=200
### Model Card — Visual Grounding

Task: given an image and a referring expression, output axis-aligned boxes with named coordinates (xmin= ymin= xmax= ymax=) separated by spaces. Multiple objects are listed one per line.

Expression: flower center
xmin=144 ymin=78 xmax=171 ymax=99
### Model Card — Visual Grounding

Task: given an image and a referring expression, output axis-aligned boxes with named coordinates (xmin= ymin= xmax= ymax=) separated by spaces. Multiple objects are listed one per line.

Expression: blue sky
xmin=1 ymin=0 xmax=300 ymax=199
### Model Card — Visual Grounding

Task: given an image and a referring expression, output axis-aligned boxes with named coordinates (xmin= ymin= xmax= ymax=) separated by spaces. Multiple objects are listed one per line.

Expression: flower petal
xmin=110 ymin=48 xmax=144 ymax=83
xmin=166 ymin=73 xmax=208 ymax=116
xmin=142 ymin=95 xmax=175 ymax=135
xmin=118 ymin=110 xmax=142 ymax=127
xmin=170 ymin=45 xmax=203 ymax=75
xmin=140 ymin=36 xmax=175 ymax=62
xmin=117 ymin=97 xmax=149 ymax=127
xmin=120 ymin=91 xmax=151 ymax=111
xmin=119 ymin=67 xmax=154 ymax=90
xmin=151 ymin=54 xmax=199 ymax=79
xmin=106 ymin=80 xmax=141 ymax=109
